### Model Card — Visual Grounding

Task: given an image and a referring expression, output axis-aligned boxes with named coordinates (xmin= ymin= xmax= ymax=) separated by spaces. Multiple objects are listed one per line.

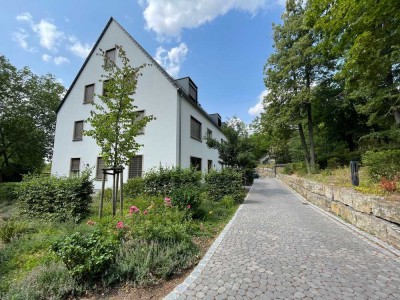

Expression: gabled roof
xmin=56 ymin=17 xmax=224 ymax=133
xmin=56 ymin=17 xmax=179 ymax=113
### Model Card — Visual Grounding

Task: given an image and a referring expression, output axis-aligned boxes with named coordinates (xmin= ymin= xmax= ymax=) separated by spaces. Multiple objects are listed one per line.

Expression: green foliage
xmin=0 ymin=182 xmax=19 ymax=205
xmin=84 ymin=45 xmax=154 ymax=168
xmin=0 ymin=55 xmax=65 ymax=181
xmin=143 ymin=166 xmax=201 ymax=196
xmin=124 ymin=177 xmax=144 ymax=198
xmin=204 ymin=168 xmax=244 ymax=203
xmin=18 ymin=173 xmax=93 ymax=222
xmin=0 ymin=220 xmax=34 ymax=243
xmin=283 ymin=162 xmax=308 ymax=176
xmin=107 ymin=239 xmax=198 ymax=286
xmin=362 ymin=150 xmax=400 ymax=181
xmin=52 ymin=229 xmax=118 ymax=282
xmin=220 ymin=195 xmax=236 ymax=209
xmin=4 ymin=262 xmax=75 ymax=300
xmin=170 ymin=185 xmax=201 ymax=212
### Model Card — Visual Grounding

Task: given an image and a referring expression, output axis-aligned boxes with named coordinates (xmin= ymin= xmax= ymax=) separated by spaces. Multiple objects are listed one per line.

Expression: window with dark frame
xmin=73 ymin=121 xmax=84 ymax=141
xmin=134 ymin=110 xmax=145 ymax=135
xmin=96 ymin=157 xmax=106 ymax=180
xmin=190 ymin=116 xmax=201 ymax=141
xmin=70 ymin=158 xmax=80 ymax=177
xmin=190 ymin=156 xmax=202 ymax=171
xmin=129 ymin=155 xmax=143 ymax=178
xmin=208 ymin=160 xmax=212 ymax=172
xmin=84 ymin=84 xmax=95 ymax=103
xmin=206 ymin=128 xmax=212 ymax=140
xmin=102 ymin=79 xmax=110 ymax=96
xmin=105 ymin=48 xmax=116 ymax=68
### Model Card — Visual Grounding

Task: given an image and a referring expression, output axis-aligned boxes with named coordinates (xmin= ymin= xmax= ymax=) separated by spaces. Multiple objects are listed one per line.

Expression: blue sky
xmin=0 ymin=0 xmax=285 ymax=124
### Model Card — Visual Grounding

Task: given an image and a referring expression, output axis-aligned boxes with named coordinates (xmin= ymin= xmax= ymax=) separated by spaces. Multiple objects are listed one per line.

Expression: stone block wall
xmin=263 ymin=172 xmax=400 ymax=249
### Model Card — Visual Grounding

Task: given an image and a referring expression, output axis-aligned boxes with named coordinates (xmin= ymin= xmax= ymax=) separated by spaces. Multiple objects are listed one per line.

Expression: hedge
xmin=204 ymin=168 xmax=244 ymax=203
xmin=362 ymin=149 xmax=400 ymax=181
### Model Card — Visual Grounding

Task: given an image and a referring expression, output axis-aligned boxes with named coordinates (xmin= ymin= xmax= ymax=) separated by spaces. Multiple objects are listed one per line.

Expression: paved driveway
xmin=167 ymin=178 xmax=400 ymax=299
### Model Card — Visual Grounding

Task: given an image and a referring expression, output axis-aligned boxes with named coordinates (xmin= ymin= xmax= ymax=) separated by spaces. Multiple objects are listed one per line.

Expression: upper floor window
xmin=84 ymin=84 xmax=95 ymax=104
xmin=134 ymin=110 xmax=145 ymax=135
xmin=190 ymin=116 xmax=201 ymax=141
xmin=206 ymin=128 xmax=212 ymax=140
xmin=73 ymin=121 xmax=84 ymax=141
xmin=105 ymin=48 xmax=116 ymax=68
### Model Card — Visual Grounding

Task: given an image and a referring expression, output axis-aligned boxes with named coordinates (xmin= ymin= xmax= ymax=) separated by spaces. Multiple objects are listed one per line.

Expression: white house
xmin=51 ymin=18 xmax=226 ymax=189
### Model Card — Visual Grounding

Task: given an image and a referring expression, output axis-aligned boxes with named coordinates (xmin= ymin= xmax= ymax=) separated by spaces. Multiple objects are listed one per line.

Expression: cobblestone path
xmin=167 ymin=178 xmax=400 ymax=300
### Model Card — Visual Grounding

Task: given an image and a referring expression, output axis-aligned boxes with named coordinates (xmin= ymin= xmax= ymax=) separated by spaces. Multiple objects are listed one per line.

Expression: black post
xmin=99 ymin=169 xmax=106 ymax=218
xmin=350 ymin=161 xmax=360 ymax=186
xmin=120 ymin=168 xmax=124 ymax=215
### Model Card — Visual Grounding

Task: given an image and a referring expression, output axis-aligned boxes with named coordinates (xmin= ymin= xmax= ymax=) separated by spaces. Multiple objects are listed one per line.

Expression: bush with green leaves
xmin=0 ymin=183 xmax=19 ymax=205
xmin=18 ymin=173 xmax=93 ymax=222
xmin=107 ymin=238 xmax=198 ymax=286
xmin=4 ymin=262 xmax=75 ymax=300
xmin=143 ymin=166 xmax=201 ymax=196
xmin=362 ymin=150 xmax=400 ymax=181
xmin=283 ymin=162 xmax=308 ymax=175
xmin=204 ymin=168 xmax=244 ymax=203
xmin=51 ymin=229 xmax=118 ymax=282
xmin=170 ymin=184 xmax=201 ymax=213
xmin=124 ymin=177 xmax=144 ymax=198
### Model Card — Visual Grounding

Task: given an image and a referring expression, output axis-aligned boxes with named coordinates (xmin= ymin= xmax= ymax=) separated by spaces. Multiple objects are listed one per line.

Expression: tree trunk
xmin=307 ymin=102 xmax=316 ymax=173
xmin=298 ymin=123 xmax=311 ymax=173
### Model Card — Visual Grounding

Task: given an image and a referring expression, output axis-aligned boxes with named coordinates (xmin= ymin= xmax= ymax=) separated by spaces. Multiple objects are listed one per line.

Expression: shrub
xmin=18 ymin=173 xmax=93 ymax=222
xmin=52 ymin=230 xmax=118 ymax=282
xmin=362 ymin=150 xmax=400 ymax=181
xmin=170 ymin=185 xmax=201 ymax=213
xmin=107 ymin=238 xmax=198 ymax=286
xmin=0 ymin=183 xmax=19 ymax=205
xmin=0 ymin=220 xmax=34 ymax=244
xmin=283 ymin=162 xmax=308 ymax=175
xmin=220 ymin=195 xmax=235 ymax=209
xmin=379 ymin=177 xmax=397 ymax=192
xmin=143 ymin=166 xmax=201 ymax=196
xmin=124 ymin=177 xmax=144 ymax=198
xmin=4 ymin=262 xmax=75 ymax=300
xmin=204 ymin=168 xmax=244 ymax=203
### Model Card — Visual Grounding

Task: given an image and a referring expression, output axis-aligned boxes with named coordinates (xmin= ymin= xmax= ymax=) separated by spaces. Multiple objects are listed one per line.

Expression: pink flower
xmin=129 ymin=205 xmax=140 ymax=214
xmin=187 ymin=204 xmax=191 ymax=209
xmin=86 ymin=220 xmax=96 ymax=226
xmin=143 ymin=210 xmax=148 ymax=215
xmin=164 ymin=197 xmax=172 ymax=207
xmin=116 ymin=221 xmax=124 ymax=229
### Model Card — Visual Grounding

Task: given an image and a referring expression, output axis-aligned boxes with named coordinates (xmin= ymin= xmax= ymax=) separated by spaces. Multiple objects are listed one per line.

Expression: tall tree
xmin=0 ymin=55 xmax=65 ymax=181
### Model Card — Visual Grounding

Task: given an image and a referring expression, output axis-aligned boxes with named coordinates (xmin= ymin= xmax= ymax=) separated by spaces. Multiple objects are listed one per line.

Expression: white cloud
xmin=16 ymin=12 xmax=33 ymax=22
xmin=248 ymin=90 xmax=268 ymax=116
xmin=32 ymin=19 xmax=64 ymax=51
xmin=42 ymin=54 xmax=69 ymax=65
xmin=12 ymin=28 xmax=36 ymax=52
xmin=154 ymin=43 xmax=188 ymax=78
xmin=53 ymin=56 xmax=70 ymax=65
xmin=140 ymin=0 xmax=283 ymax=38
xmin=68 ymin=36 xmax=93 ymax=58
xmin=42 ymin=54 xmax=52 ymax=62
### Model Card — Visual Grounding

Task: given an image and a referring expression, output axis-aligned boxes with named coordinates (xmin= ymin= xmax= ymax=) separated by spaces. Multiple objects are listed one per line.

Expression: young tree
xmin=84 ymin=45 xmax=154 ymax=216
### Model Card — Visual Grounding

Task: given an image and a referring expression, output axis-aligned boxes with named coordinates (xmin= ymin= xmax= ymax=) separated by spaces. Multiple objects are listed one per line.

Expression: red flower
xmin=129 ymin=205 xmax=140 ymax=214
xmin=187 ymin=204 xmax=191 ymax=209
xmin=143 ymin=210 xmax=148 ymax=215
xmin=116 ymin=221 xmax=124 ymax=229
xmin=86 ymin=220 xmax=96 ymax=226
xmin=164 ymin=197 xmax=172 ymax=207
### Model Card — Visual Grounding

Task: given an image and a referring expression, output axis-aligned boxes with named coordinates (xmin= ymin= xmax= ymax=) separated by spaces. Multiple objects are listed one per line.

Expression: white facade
xmin=51 ymin=18 xmax=225 ymax=189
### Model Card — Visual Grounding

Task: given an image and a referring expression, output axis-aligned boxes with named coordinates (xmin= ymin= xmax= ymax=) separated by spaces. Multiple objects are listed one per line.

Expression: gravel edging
xmin=164 ymin=185 xmax=255 ymax=300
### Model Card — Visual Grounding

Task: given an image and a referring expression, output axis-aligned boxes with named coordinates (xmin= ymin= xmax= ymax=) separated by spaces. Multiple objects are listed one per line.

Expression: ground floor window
xmin=190 ymin=156 xmax=202 ymax=171
xmin=70 ymin=158 xmax=80 ymax=177
xmin=129 ymin=155 xmax=143 ymax=178
xmin=208 ymin=160 xmax=213 ymax=172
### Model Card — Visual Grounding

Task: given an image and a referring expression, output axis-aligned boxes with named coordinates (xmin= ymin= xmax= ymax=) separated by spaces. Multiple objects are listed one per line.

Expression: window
xmin=70 ymin=158 xmax=80 ymax=177
xmin=105 ymin=48 xmax=116 ymax=67
xmin=73 ymin=121 xmax=84 ymax=141
xmin=206 ymin=128 xmax=212 ymax=140
xmin=190 ymin=156 xmax=202 ymax=171
xmin=134 ymin=110 xmax=145 ymax=135
xmin=129 ymin=155 xmax=143 ymax=178
xmin=96 ymin=157 xmax=106 ymax=180
xmin=190 ymin=116 xmax=201 ymax=141
xmin=84 ymin=84 xmax=95 ymax=103
xmin=103 ymin=79 xmax=110 ymax=96
xmin=208 ymin=160 xmax=213 ymax=172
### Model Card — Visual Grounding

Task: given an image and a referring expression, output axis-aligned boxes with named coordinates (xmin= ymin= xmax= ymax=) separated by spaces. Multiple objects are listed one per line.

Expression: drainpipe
xmin=177 ymin=88 xmax=182 ymax=166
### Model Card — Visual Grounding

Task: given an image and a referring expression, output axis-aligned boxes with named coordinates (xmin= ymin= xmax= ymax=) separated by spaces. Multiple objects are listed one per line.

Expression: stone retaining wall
xmin=257 ymin=168 xmax=400 ymax=249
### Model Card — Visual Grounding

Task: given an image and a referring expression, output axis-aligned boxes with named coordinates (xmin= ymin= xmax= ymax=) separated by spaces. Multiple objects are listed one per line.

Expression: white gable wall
xmin=52 ymin=20 xmax=179 ymax=189
xmin=179 ymin=96 xmax=225 ymax=173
